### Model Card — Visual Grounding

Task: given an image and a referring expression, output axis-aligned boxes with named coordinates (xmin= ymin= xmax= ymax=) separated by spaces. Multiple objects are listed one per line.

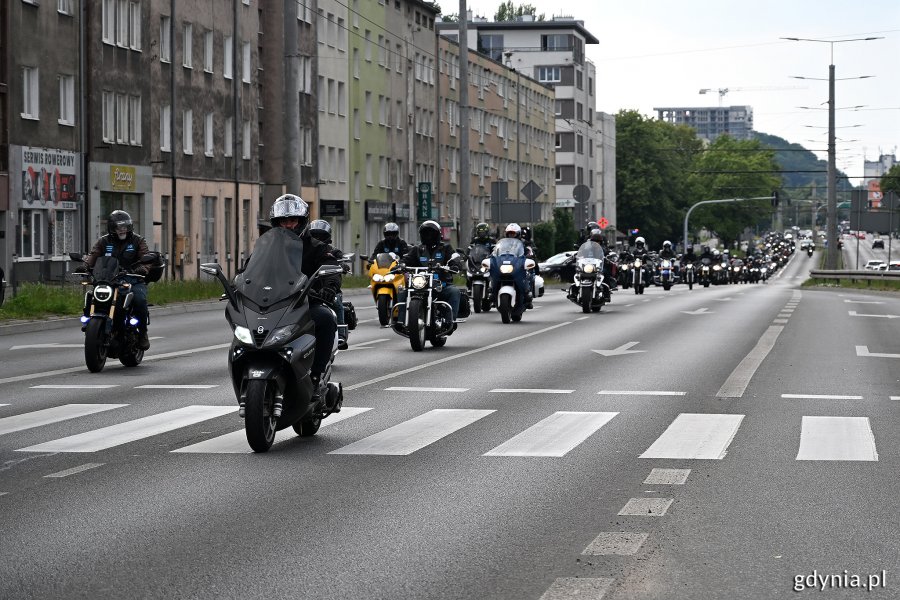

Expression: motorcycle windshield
xmin=374 ymin=253 xmax=396 ymax=269
xmin=92 ymin=256 xmax=121 ymax=281
xmin=493 ymin=238 xmax=525 ymax=257
xmin=576 ymin=241 xmax=604 ymax=260
xmin=238 ymin=228 xmax=307 ymax=307
xmin=468 ymin=243 xmax=491 ymax=265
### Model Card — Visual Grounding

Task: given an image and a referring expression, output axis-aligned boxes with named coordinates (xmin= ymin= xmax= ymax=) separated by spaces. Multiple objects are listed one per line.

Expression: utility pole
xmin=284 ymin=0 xmax=301 ymax=196
xmin=457 ymin=0 xmax=471 ymax=245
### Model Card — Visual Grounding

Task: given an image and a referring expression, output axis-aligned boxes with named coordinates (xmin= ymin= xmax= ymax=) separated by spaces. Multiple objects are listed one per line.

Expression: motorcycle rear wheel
xmin=293 ymin=415 xmax=321 ymax=437
xmin=376 ymin=294 xmax=391 ymax=326
xmin=84 ymin=319 xmax=108 ymax=373
xmin=498 ymin=295 xmax=512 ymax=324
xmin=408 ymin=298 xmax=427 ymax=352
xmin=245 ymin=380 xmax=277 ymax=452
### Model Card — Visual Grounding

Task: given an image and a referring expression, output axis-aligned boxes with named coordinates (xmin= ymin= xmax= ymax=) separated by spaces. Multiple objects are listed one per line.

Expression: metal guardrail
xmin=809 ymin=269 xmax=900 ymax=281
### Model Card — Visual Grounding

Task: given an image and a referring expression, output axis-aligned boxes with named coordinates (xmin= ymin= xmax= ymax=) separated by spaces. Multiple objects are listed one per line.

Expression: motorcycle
xmin=335 ymin=253 xmax=358 ymax=350
xmin=466 ymin=242 xmax=493 ymax=313
xmin=488 ymin=238 xmax=536 ymax=324
xmin=391 ymin=259 xmax=468 ymax=351
xmin=698 ymin=258 xmax=712 ymax=288
xmin=200 ymin=228 xmax=345 ymax=452
xmin=68 ymin=251 xmax=165 ymax=373
xmin=655 ymin=258 xmax=676 ymax=291
xmin=567 ymin=240 xmax=609 ymax=313
xmin=807 ymin=245 xmax=814 ymax=257
xmin=631 ymin=256 xmax=647 ymax=295
xmin=367 ymin=252 xmax=404 ymax=327
xmin=682 ymin=262 xmax=696 ymax=290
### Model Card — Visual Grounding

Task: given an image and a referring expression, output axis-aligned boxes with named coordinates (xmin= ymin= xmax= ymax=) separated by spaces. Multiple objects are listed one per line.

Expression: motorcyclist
xmin=470 ymin=222 xmax=496 ymax=250
xmin=85 ymin=210 xmax=152 ymax=350
xmin=577 ymin=221 xmax=599 ymax=245
xmin=403 ymin=220 xmax=462 ymax=321
xmin=369 ymin=222 xmax=409 ymax=262
xmin=631 ymin=236 xmax=649 ymax=258
xmin=491 ymin=223 xmax=533 ymax=311
xmin=659 ymin=240 xmax=677 ymax=260
xmin=697 ymin=245 xmax=715 ymax=264
xmin=681 ymin=246 xmax=699 ymax=267
xmin=269 ymin=194 xmax=340 ymax=407
xmin=309 ymin=219 xmax=350 ymax=351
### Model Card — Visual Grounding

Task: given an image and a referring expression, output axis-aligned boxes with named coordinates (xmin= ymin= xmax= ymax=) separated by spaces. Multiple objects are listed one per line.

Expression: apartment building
xmin=437 ymin=35 xmax=556 ymax=230
xmin=655 ymin=105 xmax=755 ymax=142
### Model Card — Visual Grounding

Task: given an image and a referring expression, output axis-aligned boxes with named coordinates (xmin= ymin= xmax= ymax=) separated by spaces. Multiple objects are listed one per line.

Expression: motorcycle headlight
xmin=264 ymin=324 xmax=298 ymax=347
xmin=233 ymin=325 xmax=253 ymax=344
xmin=621 ymin=265 xmax=629 ymax=271
xmin=500 ymin=264 xmax=514 ymax=274
xmin=372 ymin=273 xmax=384 ymax=282
xmin=582 ymin=263 xmax=596 ymax=273
xmin=734 ymin=267 xmax=740 ymax=272
xmin=93 ymin=284 xmax=113 ymax=302
xmin=634 ymin=259 xmax=642 ymax=267
xmin=411 ymin=274 xmax=428 ymax=289
xmin=384 ymin=274 xmax=395 ymax=282
xmin=713 ymin=265 xmax=721 ymax=271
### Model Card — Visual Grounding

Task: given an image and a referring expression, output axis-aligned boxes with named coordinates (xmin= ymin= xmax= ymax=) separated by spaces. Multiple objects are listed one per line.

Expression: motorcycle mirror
xmin=199 ymin=263 xmax=221 ymax=276
xmin=315 ymin=265 xmax=344 ymax=278
xmin=68 ymin=252 xmax=84 ymax=262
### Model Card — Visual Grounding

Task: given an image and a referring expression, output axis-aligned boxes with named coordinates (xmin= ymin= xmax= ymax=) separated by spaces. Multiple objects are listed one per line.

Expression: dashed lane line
xmin=44 ymin=463 xmax=104 ymax=478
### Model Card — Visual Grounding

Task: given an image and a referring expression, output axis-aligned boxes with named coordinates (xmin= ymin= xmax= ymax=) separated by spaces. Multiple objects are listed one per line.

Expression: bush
xmin=532 ymin=221 xmax=555 ymax=260
xmin=552 ymin=208 xmax=577 ymax=255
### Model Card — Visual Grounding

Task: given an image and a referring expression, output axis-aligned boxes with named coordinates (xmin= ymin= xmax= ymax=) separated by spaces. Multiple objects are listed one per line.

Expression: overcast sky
xmin=462 ymin=0 xmax=899 ymax=183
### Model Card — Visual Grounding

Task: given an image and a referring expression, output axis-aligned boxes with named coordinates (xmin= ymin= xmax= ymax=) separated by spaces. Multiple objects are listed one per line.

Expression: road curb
xmin=0 ymin=287 xmax=375 ymax=337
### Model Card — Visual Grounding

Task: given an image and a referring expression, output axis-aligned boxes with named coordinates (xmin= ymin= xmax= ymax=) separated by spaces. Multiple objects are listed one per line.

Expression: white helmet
xmin=635 ymin=236 xmax=646 ymax=247
xmin=504 ymin=223 xmax=522 ymax=238
xmin=663 ymin=240 xmax=672 ymax=249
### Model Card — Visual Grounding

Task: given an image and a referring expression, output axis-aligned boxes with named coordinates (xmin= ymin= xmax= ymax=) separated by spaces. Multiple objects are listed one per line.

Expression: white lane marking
xmin=848 ymin=311 xmax=899 ymax=319
xmin=31 ymin=385 xmax=120 ymax=389
xmin=484 ymin=411 xmax=618 ymax=457
xmin=576 ymin=316 xmax=590 ymax=321
xmin=618 ymin=497 xmax=673 ymax=516
xmin=624 ymin=304 xmax=635 ymax=307
xmin=539 ymin=578 xmax=614 ymax=600
xmin=782 ymin=394 xmax=863 ymax=400
xmin=583 ymin=532 xmax=649 ymax=556
xmin=592 ymin=342 xmax=645 ymax=357
xmin=0 ymin=492 xmax=7 ymax=497
xmin=796 ymin=416 xmax=878 ymax=461
xmin=341 ymin=338 xmax=390 ymax=351
xmin=17 ymin=405 xmax=236 ymax=453
xmin=844 ymin=300 xmax=885 ymax=304
xmin=0 ymin=404 xmax=127 ymax=436
xmin=0 ymin=343 xmax=232 ymax=385
xmin=172 ymin=407 xmax=372 ymax=453
xmin=773 ymin=319 xmax=789 ymax=324
xmin=355 ymin=319 xmax=376 ymax=325
xmin=44 ymin=463 xmax=104 ymax=478
xmin=135 ymin=385 xmax=220 ymax=389
xmin=10 ymin=344 xmax=84 ymax=350
xmin=856 ymin=346 xmax=900 ymax=359
xmin=640 ymin=413 xmax=744 ymax=460
xmin=891 ymin=397 xmax=900 ymax=401
xmin=716 ymin=325 xmax=784 ymax=398
xmin=0 ymin=404 xmax=9 ymax=408
xmin=598 ymin=390 xmax=685 ymax=396
xmin=489 ymin=389 xmax=574 ymax=394
xmin=644 ymin=468 xmax=690 ymax=485
xmin=681 ymin=308 xmax=711 ymax=315
xmin=329 ymin=409 xmax=493 ymax=455
xmin=716 ymin=298 xmax=733 ymax=302
xmin=344 ymin=321 xmax=573 ymax=391
xmin=384 ymin=387 xmax=469 ymax=393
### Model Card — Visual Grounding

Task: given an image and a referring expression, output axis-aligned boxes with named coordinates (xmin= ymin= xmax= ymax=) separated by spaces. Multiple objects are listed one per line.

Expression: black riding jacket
xmin=86 ymin=233 xmax=150 ymax=274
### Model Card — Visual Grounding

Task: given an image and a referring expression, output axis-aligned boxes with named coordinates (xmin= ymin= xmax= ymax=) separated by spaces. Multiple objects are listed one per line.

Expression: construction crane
xmin=698 ymin=86 xmax=806 ymax=106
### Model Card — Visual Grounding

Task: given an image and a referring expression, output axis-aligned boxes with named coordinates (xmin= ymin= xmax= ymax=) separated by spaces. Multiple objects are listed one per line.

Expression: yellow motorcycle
xmin=368 ymin=252 xmax=404 ymax=326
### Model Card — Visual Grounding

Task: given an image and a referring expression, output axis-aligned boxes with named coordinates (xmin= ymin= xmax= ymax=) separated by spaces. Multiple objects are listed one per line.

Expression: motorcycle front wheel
xmin=84 ymin=319 xmax=108 ymax=373
xmin=376 ymin=294 xmax=392 ymax=326
xmin=119 ymin=347 xmax=144 ymax=367
xmin=293 ymin=415 xmax=321 ymax=437
xmin=580 ymin=287 xmax=592 ymax=313
xmin=407 ymin=298 xmax=427 ymax=352
xmin=498 ymin=295 xmax=512 ymax=324
xmin=472 ymin=284 xmax=483 ymax=313
xmin=245 ymin=379 xmax=277 ymax=452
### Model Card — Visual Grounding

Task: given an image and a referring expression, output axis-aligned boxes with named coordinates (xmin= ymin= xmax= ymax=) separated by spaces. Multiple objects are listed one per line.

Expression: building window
xmin=183 ymin=109 xmax=193 ymax=154
xmin=160 ymin=16 xmax=171 ymax=62
xmin=364 ymin=30 xmax=371 ymax=61
xmin=102 ymin=92 xmax=115 ymax=141
xmin=102 ymin=0 xmax=115 ymax=44
xmin=17 ymin=210 xmax=43 ymax=259
xmin=537 ymin=66 xmax=561 ymax=83
xmin=541 ymin=34 xmax=571 ymax=51
xmin=338 ymin=81 xmax=346 ymax=116
xmin=183 ymin=196 xmax=193 ymax=259
xmin=242 ymin=41 xmax=251 ymax=83
xmin=576 ymin=134 xmax=583 ymax=155
xmin=477 ymin=34 xmax=503 ymax=62
xmin=204 ymin=31 xmax=213 ymax=72
xmin=224 ymin=116 xmax=233 ymax=156
xmin=22 ymin=67 xmax=39 ymax=120
xmin=365 ymin=92 xmax=372 ymax=123
xmin=58 ymin=74 xmax=75 ymax=125
xmin=129 ymin=95 xmax=141 ymax=145
xmin=116 ymin=0 xmax=129 ymax=47
xmin=51 ymin=210 xmax=76 ymax=257
xmin=201 ymin=196 xmax=216 ymax=261
xmin=58 ymin=0 xmax=73 ymax=15
xmin=183 ymin=23 xmax=193 ymax=68
xmin=337 ymin=18 xmax=346 ymax=51
xmin=205 ymin=113 xmax=214 ymax=156
xmin=129 ymin=1 xmax=141 ymax=50
xmin=297 ymin=0 xmax=312 ymax=24
xmin=160 ymin=104 xmax=171 ymax=151
xmin=300 ymin=127 xmax=312 ymax=165
xmin=224 ymin=36 xmax=233 ymax=78
xmin=242 ymin=120 xmax=251 ymax=159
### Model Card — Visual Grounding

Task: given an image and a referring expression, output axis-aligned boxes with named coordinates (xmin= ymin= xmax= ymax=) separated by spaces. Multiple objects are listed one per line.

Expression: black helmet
xmin=589 ymin=228 xmax=603 ymax=244
xmin=309 ymin=219 xmax=332 ymax=243
xmin=107 ymin=210 xmax=133 ymax=237
xmin=419 ymin=220 xmax=441 ymax=246
xmin=384 ymin=222 xmax=400 ymax=238
xmin=269 ymin=194 xmax=309 ymax=233
xmin=474 ymin=222 xmax=490 ymax=239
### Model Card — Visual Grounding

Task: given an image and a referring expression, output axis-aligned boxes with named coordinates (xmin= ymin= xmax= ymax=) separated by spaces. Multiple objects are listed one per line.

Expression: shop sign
xmin=21 ymin=146 xmax=78 ymax=208
xmin=320 ymin=200 xmax=347 ymax=218
xmin=365 ymin=201 xmax=393 ymax=221
xmin=110 ymin=165 xmax=137 ymax=192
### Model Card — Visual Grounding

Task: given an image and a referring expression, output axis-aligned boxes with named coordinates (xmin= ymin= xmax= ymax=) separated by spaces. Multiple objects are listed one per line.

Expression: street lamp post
xmin=782 ymin=36 xmax=881 ymax=270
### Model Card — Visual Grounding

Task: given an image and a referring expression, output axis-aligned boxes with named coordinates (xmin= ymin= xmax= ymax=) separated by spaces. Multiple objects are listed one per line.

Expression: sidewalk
xmin=0 ymin=287 xmax=374 ymax=337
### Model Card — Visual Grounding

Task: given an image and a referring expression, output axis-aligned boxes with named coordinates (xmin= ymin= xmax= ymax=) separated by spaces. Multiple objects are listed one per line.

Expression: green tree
xmin=880 ymin=163 xmax=900 ymax=197
xmin=532 ymin=221 xmax=555 ymax=260
xmin=552 ymin=208 xmax=576 ymax=254
xmin=494 ymin=1 xmax=544 ymax=21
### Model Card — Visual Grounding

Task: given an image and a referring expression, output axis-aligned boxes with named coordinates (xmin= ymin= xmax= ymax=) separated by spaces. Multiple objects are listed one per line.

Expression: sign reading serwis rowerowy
xmin=21 ymin=146 xmax=79 ymax=209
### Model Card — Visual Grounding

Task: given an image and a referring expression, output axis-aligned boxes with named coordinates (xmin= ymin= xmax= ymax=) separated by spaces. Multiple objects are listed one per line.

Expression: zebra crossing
xmin=0 ymin=401 xmax=887 ymax=461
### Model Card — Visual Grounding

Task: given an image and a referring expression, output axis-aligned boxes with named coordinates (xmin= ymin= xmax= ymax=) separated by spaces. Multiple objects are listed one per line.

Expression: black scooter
xmin=202 ymin=228 xmax=344 ymax=452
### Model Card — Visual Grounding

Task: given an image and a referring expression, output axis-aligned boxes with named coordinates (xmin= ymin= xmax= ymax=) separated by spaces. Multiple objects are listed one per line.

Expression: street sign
xmin=417 ymin=182 xmax=432 ymax=220
xmin=572 ymin=184 xmax=591 ymax=203
xmin=521 ymin=180 xmax=543 ymax=202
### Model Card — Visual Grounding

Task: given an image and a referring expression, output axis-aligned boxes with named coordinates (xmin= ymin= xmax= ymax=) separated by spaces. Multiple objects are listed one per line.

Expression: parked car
xmin=888 ymin=261 xmax=900 ymax=271
xmin=872 ymin=236 xmax=885 ymax=249
xmin=538 ymin=251 xmax=577 ymax=282
xmin=864 ymin=260 xmax=886 ymax=271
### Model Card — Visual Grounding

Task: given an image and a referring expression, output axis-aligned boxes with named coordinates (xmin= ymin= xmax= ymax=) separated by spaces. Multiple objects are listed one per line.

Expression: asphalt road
xmin=1 ymin=250 xmax=898 ymax=600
